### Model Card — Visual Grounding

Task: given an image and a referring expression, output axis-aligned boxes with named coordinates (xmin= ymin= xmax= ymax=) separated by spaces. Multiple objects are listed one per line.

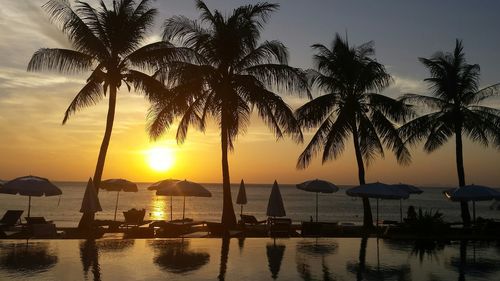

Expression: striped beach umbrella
xmin=236 ymin=179 xmax=247 ymax=216
xmin=267 ymin=180 xmax=286 ymax=217
xmin=100 ymin=178 xmax=138 ymax=221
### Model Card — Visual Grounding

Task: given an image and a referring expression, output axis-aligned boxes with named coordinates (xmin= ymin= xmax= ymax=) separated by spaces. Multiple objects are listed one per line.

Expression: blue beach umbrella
xmin=297 ymin=179 xmax=338 ymax=222
xmin=444 ymin=184 xmax=500 ymax=222
xmin=0 ymin=175 xmax=62 ymax=218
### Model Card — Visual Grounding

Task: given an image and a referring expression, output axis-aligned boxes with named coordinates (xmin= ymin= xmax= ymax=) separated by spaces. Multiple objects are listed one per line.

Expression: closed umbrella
xmin=444 ymin=184 xmax=500 ymax=222
xmin=100 ymin=179 xmax=138 ymax=221
xmin=156 ymin=180 xmax=211 ymax=221
xmin=346 ymin=182 xmax=409 ymax=227
xmin=297 ymin=179 xmax=338 ymax=222
xmin=236 ymin=179 xmax=247 ymax=216
xmin=391 ymin=184 xmax=423 ymax=222
xmin=266 ymin=242 xmax=285 ymax=280
xmin=80 ymin=178 xmax=102 ymax=214
xmin=267 ymin=180 xmax=286 ymax=217
xmin=0 ymin=175 xmax=62 ymax=217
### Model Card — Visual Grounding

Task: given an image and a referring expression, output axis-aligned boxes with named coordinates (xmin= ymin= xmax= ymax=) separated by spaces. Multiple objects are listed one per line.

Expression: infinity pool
xmin=0 ymin=238 xmax=499 ymax=281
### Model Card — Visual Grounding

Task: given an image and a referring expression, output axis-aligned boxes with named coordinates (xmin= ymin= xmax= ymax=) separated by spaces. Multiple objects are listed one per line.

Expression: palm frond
xmin=43 ymin=0 xmax=108 ymax=59
xmin=297 ymin=118 xmax=332 ymax=169
xmin=244 ymin=64 xmax=310 ymax=97
xmin=63 ymin=73 xmax=104 ymax=124
xmin=27 ymin=48 xmax=93 ymax=73
xmin=295 ymin=93 xmax=338 ymax=128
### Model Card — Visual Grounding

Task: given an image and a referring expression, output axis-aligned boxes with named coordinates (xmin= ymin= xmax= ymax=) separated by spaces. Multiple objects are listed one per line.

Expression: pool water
xmin=1 ymin=238 xmax=499 ymax=281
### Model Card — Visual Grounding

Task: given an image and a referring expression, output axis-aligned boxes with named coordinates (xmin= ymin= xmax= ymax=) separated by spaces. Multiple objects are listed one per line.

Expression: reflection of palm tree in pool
xmin=150 ymin=239 xmax=210 ymax=274
xmin=80 ymin=239 xmax=100 ymax=281
xmin=0 ymin=242 xmax=58 ymax=273
xmin=218 ymin=236 xmax=230 ymax=281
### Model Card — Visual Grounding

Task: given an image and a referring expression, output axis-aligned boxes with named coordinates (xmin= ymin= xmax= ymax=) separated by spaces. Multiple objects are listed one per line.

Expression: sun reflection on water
xmin=149 ymin=195 xmax=167 ymax=221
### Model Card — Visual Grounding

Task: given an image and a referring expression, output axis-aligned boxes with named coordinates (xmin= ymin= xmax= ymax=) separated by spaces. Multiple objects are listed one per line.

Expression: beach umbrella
xmin=0 ymin=175 xmax=62 ymax=218
xmin=267 ymin=180 xmax=286 ymax=217
xmin=444 ymin=184 xmax=500 ymax=221
xmin=151 ymin=240 xmax=210 ymax=274
xmin=156 ymin=180 xmax=211 ymax=221
xmin=266 ymin=242 xmax=286 ymax=280
xmin=0 ymin=243 xmax=58 ymax=272
xmin=147 ymin=179 xmax=180 ymax=221
xmin=100 ymin=178 xmax=138 ymax=221
xmin=80 ymin=178 xmax=102 ymax=214
xmin=346 ymin=182 xmax=409 ymax=227
xmin=297 ymin=179 xmax=339 ymax=222
xmin=391 ymin=184 xmax=423 ymax=222
xmin=147 ymin=179 xmax=180 ymax=191
xmin=236 ymin=179 xmax=247 ymax=216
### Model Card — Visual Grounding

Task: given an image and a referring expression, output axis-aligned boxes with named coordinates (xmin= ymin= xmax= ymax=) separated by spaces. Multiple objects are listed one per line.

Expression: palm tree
xmin=398 ymin=40 xmax=500 ymax=226
xmin=28 ymin=0 xmax=184 ymax=227
xmin=296 ymin=34 xmax=413 ymax=228
xmin=148 ymin=1 xmax=309 ymax=227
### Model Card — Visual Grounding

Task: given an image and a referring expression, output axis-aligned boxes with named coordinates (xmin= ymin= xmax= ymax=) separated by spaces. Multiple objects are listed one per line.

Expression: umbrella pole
xmin=114 ymin=191 xmax=120 ymax=221
xmin=473 ymin=201 xmax=476 ymax=223
xmin=28 ymin=196 xmax=31 ymax=218
xmin=182 ymin=196 xmax=186 ymax=223
xmin=170 ymin=196 xmax=173 ymax=222
xmin=376 ymin=199 xmax=379 ymax=229
xmin=400 ymin=199 xmax=403 ymax=223
xmin=316 ymin=192 xmax=319 ymax=222
xmin=240 ymin=205 xmax=243 ymax=216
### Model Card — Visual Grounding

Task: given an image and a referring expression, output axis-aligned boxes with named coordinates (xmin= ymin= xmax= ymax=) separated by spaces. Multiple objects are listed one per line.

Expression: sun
xmin=147 ymin=146 xmax=175 ymax=172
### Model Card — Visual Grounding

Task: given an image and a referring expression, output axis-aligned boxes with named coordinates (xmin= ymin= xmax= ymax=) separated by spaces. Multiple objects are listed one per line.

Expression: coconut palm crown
xmin=296 ymin=34 xmax=413 ymax=228
xmin=398 ymin=40 xmax=500 ymax=226
xmin=27 ymin=0 xmax=186 ymax=227
xmin=148 ymin=1 xmax=309 ymax=226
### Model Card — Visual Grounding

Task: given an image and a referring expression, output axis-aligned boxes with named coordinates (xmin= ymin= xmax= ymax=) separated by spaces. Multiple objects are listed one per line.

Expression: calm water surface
xmin=0 ymin=238 xmax=499 ymax=281
xmin=0 ymin=183 xmax=499 ymax=227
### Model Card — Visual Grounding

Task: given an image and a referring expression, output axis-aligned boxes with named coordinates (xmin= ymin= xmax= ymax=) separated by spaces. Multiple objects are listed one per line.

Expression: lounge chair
xmin=25 ymin=217 xmax=52 ymax=225
xmin=0 ymin=210 xmax=23 ymax=229
xmin=240 ymin=214 xmax=266 ymax=226
xmin=123 ymin=208 xmax=147 ymax=227
xmin=268 ymin=218 xmax=293 ymax=237
xmin=151 ymin=221 xmax=191 ymax=238
xmin=32 ymin=223 xmax=60 ymax=238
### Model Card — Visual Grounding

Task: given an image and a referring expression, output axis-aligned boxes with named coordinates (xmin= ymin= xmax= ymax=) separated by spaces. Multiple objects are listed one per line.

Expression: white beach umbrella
xmin=391 ymin=184 xmax=423 ymax=222
xmin=80 ymin=178 xmax=102 ymax=213
xmin=0 ymin=175 xmax=62 ymax=217
xmin=444 ymin=184 xmax=500 ymax=221
xmin=100 ymin=178 xmax=138 ymax=220
xmin=266 ymin=180 xmax=286 ymax=217
xmin=297 ymin=179 xmax=339 ymax=222
xmin=147 ymin=179 xmax=180 ymax=191
xmin=236 ymin=179 xmax=247 ymax=216
xmin=346 ymin=182 xmax=410 ymax=227
xmin=156 ymin=180 xmax=211 ymax=221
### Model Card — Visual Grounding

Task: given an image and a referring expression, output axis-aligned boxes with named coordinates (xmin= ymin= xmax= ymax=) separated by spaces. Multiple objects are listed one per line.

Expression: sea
xmin=0 ymin=182 xmax=499 ymax=227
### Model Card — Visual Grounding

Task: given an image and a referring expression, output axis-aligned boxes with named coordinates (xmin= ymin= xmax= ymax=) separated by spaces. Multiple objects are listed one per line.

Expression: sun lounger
xmin=0 ymin=210 xmax=23 ymax=229
xmin=268 ymin=218 xmax=292 ymax=237
xmin=32 ymin=223 xmax=61 ymax=238
xmin=301 ymin=221 xmax=340 ymax=236
xmin=240 ymin=214 xmax=267 ymax=226
xmin=25 ymin=216 xmax=52 ymax=225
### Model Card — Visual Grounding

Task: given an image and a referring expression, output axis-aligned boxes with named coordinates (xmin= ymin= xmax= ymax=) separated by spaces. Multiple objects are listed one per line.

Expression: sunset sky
xmin=0 ymin=0 xmax=499 ymax=186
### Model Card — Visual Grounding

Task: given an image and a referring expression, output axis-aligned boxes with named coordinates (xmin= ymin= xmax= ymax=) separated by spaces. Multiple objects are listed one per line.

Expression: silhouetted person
xmin=407 ymin=206 xmax=417 ymax=222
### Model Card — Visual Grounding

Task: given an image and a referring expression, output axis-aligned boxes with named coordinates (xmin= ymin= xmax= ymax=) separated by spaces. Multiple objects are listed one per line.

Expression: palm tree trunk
xmin=220 ymin=120 xmax=237 ymax=227
xmin=352 ymin=127 xmax=373 ymax=228
xmin=78 ymin=85 xmax=117 ymax=228
xmin=455 ymin=128 xmax=471 ymax=226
